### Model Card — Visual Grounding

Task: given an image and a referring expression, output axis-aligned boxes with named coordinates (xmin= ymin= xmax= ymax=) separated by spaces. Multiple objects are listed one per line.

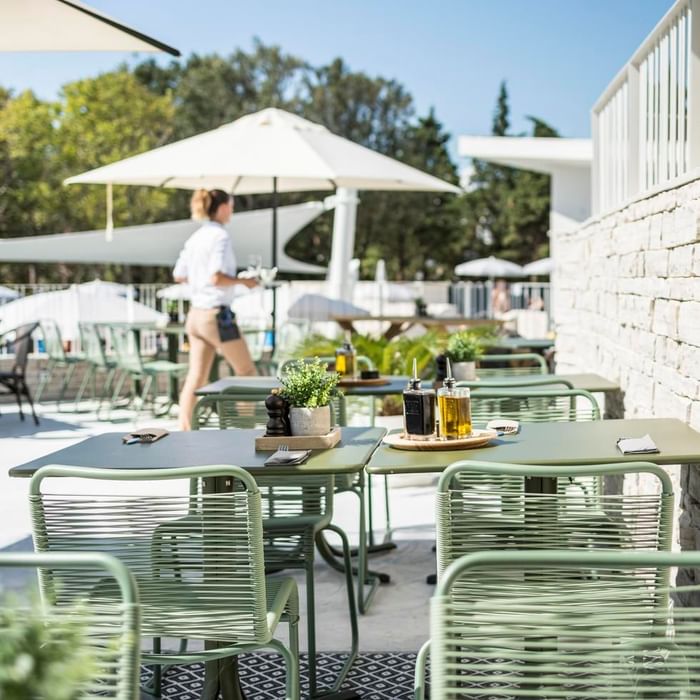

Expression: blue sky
xmin=2 ymin=0 xmax=672 ymax=146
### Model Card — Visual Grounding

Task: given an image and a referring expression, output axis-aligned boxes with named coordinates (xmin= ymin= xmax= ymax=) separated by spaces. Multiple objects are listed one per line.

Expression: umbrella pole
xmin=271 ymin=176 xmax=278 ymax=354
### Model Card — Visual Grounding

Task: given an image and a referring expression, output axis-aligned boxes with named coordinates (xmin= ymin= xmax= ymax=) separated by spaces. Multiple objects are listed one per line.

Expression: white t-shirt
xmin=173 ymin=221 xmax=237 ymax=309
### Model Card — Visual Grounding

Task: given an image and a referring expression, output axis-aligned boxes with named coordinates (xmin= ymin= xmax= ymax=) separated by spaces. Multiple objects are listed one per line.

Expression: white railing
xmin=592 ymin=0 xmax=700 ymax=214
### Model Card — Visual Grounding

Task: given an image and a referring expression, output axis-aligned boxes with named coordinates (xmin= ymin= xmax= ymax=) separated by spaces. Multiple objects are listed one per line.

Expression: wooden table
xmin=11 ymin=427 xmax=385 ymax=700
xmin=332 ymin=314 xmax=498 ymax=340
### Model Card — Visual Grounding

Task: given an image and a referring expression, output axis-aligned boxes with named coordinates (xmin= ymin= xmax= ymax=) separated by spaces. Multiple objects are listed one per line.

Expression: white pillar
xmin=326 ymin=188 xmax=359 ymax=300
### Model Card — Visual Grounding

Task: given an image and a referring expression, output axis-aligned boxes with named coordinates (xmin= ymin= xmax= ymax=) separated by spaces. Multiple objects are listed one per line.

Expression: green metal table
xmin=11 ymin=427 xmax=385 ymax=700
xmin=485 ymin=337 xmax=555 ymax=351
xmin=195 ymin=374 xmax=415 ymax=397
xmin=367 ymin=418 xmax=700 ymax=475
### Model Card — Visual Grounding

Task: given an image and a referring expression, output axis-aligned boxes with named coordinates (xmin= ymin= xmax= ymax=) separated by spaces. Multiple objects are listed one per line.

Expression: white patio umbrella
xmin=1 ymin=0 xmax=179 ymax=54
xmin=78 ymin=279 xmax=136 ymax=297
xmin=287 ymin=294 xmax=369 ymax=322
xmin=0 ymin=285 xmax=167 ymax=341
xmin=454 ymin=256 xmax=525 ymax=279
xmin=0 ymin=285 xmax=20 ymax=303
xmin=64 ymin=107 xmax=461 ymax=346
xmin=522 ymin=257 xmax=553 ymax=276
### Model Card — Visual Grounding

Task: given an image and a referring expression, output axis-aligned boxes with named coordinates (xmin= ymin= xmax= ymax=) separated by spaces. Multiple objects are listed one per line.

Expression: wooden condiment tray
xmin=383 ymin=428 xmax=498 ymax=451
xmin=255 ymin=426 xmax=342 ymax=451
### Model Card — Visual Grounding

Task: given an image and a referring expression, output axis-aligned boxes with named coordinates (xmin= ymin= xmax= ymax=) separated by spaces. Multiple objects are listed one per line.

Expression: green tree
xmin=459 ymin=82 xmax=554 ymax=265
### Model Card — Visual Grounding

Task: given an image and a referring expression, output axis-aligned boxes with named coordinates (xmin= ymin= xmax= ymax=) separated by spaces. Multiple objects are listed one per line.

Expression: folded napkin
xmin=486 ymin=419 xmax=520 ymax=435
xmin=122 ymin=428 xmax=169 ymax=445
xmin=616 ymin=434 xmax=659 ymax=455
xmin=264 ymin=449 xmax=312 ymax=466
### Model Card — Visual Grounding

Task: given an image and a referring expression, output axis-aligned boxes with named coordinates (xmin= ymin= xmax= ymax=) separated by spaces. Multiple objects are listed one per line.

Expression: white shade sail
xmin=287 ymin=294 xmax=369 ymax=322
xmin=454 ymin=256 xmax=525 ymax=278
xmin=0 ymin=286 xmax=168 ymax=340
xmin=522 ymin=257 xmax=553 ymax=275
xmin=0 ymin=202 xmax=327 ymax=275
xmin=65 ymin=108 xmax=462 ymax=194
xmin=1 ymin=0 xmax=179 ymax=54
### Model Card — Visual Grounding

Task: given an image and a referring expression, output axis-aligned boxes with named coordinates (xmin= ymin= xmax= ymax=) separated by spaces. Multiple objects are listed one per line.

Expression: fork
xmin=278 ymin=444 xmax=289 ymax=452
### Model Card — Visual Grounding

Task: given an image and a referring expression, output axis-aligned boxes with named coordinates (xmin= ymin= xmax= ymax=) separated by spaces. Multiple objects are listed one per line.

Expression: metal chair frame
xmin=429 ymin=550 xmax=700 ymax=700
xmin=0 ymin=551 xmax=141 ymax=700
xmin=29 ymin=464 xmax=300 ymax=700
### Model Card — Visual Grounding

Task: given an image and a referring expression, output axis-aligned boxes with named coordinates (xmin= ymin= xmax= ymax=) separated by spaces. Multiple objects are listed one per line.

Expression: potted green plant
xmin=0 ymin=597 xmax=95 ymax=700
xmin=445 ymin=331 xmax=482 ymax=381
xmin=279 ymin=358 xmax=340 ymax=436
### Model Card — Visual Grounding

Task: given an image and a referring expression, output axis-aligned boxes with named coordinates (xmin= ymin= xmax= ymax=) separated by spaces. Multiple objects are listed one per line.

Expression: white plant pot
xmin=451 ymin=361 xmax=477 ymax=381
xmin=289 ymin=405 xmax=332 ymax=436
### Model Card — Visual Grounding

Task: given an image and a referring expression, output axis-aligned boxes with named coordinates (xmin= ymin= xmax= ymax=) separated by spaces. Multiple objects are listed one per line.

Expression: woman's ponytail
xmin=190 ymin=189 xmax=212 ymax=221
xmin=190 ymin=188 xmax=231 ymax=221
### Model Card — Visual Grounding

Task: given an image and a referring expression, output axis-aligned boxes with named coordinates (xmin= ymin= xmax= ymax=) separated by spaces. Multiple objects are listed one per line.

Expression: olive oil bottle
xmin=437 ymin=358 xmax=472 ymax=439
xmin=335 ymin=333 xmax=356 ymax=378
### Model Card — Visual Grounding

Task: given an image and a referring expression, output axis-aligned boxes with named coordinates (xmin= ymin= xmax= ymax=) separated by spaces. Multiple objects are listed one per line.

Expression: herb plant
xmin=0 ymin=597 xmax=95 ymax=700
xmin=445 ymin=332 xmax=482 ymax=363
xmin=280 ymin=357 xmax=340 ymax=408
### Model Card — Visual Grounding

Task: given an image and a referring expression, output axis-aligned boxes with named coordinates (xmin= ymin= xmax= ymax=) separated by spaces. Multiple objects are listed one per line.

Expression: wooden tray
xmin=255 ymin=426 xmax=341 ymax=451
xmin=338 ymin=377 xmax=391 ymax=387
xmin=383 ymin=428 xmax=498 ymax=451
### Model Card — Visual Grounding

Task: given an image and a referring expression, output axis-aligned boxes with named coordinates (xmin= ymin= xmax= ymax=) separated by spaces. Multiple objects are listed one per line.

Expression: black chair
xmin=0 ymin=322 xmax=39 ymax=424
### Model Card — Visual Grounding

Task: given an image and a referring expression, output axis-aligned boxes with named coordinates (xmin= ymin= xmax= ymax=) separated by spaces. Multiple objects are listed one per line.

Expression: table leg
xmin=167 ymin=333 xmax=179 ymax=404
xmin=201 ymin=475 xmax=246 ymax=700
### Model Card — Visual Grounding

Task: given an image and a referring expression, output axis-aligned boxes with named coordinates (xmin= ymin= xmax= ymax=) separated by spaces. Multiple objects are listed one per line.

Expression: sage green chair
xmin=458 ymin=375 xmax=574 ymax=391
xmin=415 ymin=460 xmax=674 ymax=700
xmin=470 ymin=387 xmax=600 ymax=424
xmin=108 ymin=326 xmax=188 ymax=416
xmin=476 ymin=351 xmax=548 ymax=377
xmin=191 ymin=400 xmax=358 ymax=697
xmin=429 ymin=550 xmax=700 ymax=700
xmin=198 ymin=382 xmax=384 ymax=615
xmin=281 ymin=355 xmax=392 ymax=591
xmin=29 ymin=465 xmax=300 ymax=700
xmin=0 ymin=551 xmax=140 ymax=700
xmin=76 ymin=322 xmax=119 ymax=414
xmin=35 ymin=319 xmax=87 ymax=407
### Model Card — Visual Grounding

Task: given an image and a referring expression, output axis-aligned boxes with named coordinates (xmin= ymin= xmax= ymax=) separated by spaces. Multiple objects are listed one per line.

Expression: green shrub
xmin=280 ymin=357 xmax=340 ymax=408
xmin=446 ymin=331 xmax=482 ymax=363
xmin=0 ymin=597 xmax=95 ymax=700
xmin=294 ymin=331 xmax=446 ymax=378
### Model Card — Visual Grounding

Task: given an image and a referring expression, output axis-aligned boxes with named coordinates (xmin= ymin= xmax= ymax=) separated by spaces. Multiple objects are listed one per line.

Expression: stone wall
xmin=553 ymin=175 xmax=700 ymax=552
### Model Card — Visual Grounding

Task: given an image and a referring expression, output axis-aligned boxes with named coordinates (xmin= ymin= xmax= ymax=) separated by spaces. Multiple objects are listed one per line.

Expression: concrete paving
xmin=0 ymin=400 xmax=439 ymax=653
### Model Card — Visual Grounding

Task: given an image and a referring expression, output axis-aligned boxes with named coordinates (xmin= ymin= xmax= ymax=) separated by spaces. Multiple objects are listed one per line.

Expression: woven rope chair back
xmin=0 ymin=551 xmax=140 ymax=700
xmin=29 ymin=465 xmax=270 ymax=646
xmin=40 ymin=319 xmax=66 ymax=362
xmin=437 ymin=461 xmax=674 ymax=600
xmin=79 ymin=323 xmax=109 ymax=369
xmin=470 ymin=388 xmax=600 ymax=424
xmin=192 ymin=394 xmax=333 ymax=564
xmin=431 ymin=550 xmax=700 ymax=700
xmin=109 ymin=327 xmax=143 ymax=374
xmin=476 ymin=352 xmax=547 ymax=378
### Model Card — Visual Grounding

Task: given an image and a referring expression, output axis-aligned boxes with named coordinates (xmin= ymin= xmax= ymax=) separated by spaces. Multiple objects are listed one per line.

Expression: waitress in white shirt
xmin=173 ymin=188 xmax=258 ymax=430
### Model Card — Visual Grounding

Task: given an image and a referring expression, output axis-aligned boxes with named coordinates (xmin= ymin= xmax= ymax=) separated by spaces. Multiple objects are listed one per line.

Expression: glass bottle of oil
xmin=403 ymin=358 xmax=436 ymax=440
xmin=437 ymin=358 xmax=472 ymax=439
xmin=335 ymin=333 xmax=356 ymax=378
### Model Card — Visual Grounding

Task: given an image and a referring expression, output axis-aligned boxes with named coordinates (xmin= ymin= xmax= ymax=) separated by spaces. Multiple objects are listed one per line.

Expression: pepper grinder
xmin=265 ymin=389 xmax=291 ymax=436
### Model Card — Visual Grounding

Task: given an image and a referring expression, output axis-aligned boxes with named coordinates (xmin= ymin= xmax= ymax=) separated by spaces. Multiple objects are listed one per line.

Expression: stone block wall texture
xmin=553 ymin=176 xmax=700 ymax=553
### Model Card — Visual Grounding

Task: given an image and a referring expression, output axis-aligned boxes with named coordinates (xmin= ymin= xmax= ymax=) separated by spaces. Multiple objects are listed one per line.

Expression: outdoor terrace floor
xmin=0 ymin=403 xmax=436 ymax=653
